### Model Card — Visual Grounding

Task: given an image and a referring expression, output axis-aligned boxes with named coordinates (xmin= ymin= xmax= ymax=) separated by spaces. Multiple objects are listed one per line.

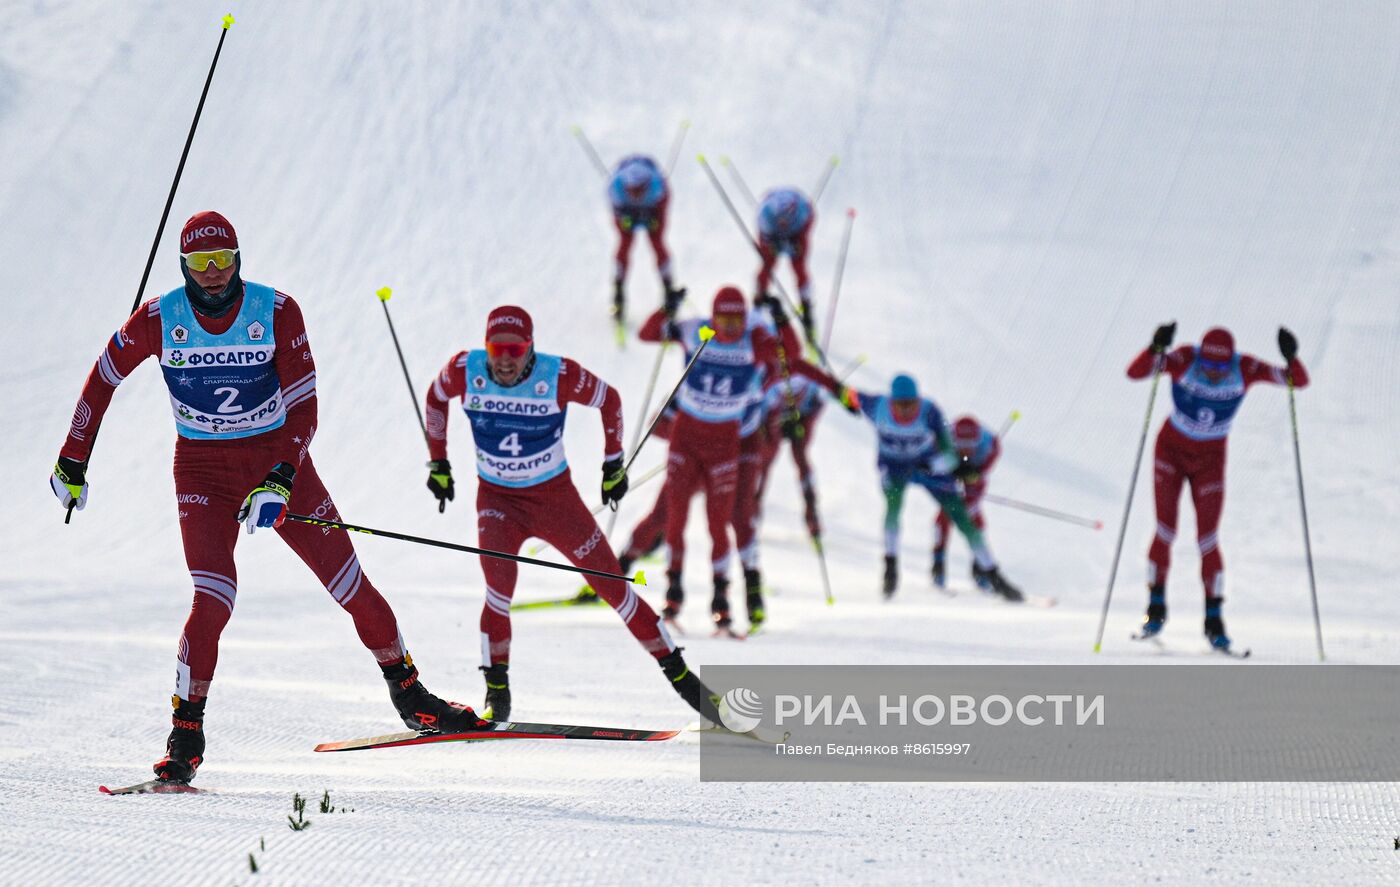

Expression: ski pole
xmin=373 ymin=287 xmax=446 ymax=513
xmin=719 ymin=156 xmax=759 ymax=209
xmin=605 ymin=339 xmax=673 ymax=535
xmin=822 ymin=208 xmax=856 ymax=354
xmin=621 ymin=326 xmax=715 ymax=478
xmin=569 ymin=125 xmax=610 ymax=180
xmin=664 ymin=120 xmax=691 ymax=178
xmin=812 ymin=155 xmax=840 ymax=205
xmin=696 ymin=154 xmax=834 ymax=372
xmin=67 ymin=13 xmax=236 ymax=525
xmin=283 ymin=514 xmax=647 ymax=586
xmin=1093 ymin=357 xmax=1166 ymax=653
xmin=983 ymin=494 xmax=1102 ymax=530
xmin=838 ymin=354 xmax=867 ymax=383
xmin=996 ymin=410 xmax=1022 ymax=439
xmin=813 ymin=537 xmax=836 ymax=606
xmin=532 ymin=462 xmax=668 ymax=557
xmin=1285 ymin=363 xmax=1324 ymax=661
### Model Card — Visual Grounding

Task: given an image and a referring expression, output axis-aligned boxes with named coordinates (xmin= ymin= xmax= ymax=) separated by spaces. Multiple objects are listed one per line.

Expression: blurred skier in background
xmin=933 ymin=415 xmax=1001 ymax=590
xmin=755 ymin=187 xmax=818 ymax=343
xmin=609 ymin=154 xmax=684 ymax=326
xmin=1126 ymin=323 xmax=1309 ymax=652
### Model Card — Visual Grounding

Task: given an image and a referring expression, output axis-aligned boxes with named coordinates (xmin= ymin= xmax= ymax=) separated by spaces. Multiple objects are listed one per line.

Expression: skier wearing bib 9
xmin=848 ymin=374 xmax=1023 ymax=602
xmin=933 ymin=416 xmax=1001 ymax=590
xmin=1126 ymin=323 xmax=1309 ymax=651
xmin=638 ymin=287 xmax=852 ymax=634
xmin=49 ymin=212 xmax=485 ymax=787
xmin=609 ymin=155 xmax=684 ymax=323
xmin=755 ymin=188 xmax=817 ymax=342
xmin=423 ymin=305 xmax=720 ymax=724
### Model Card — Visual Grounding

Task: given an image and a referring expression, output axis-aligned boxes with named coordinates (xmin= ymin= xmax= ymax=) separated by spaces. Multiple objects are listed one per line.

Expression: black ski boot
xmin=382 ymin=658 xmax=488 ymax=734
xmin=932 ymin=550 xmax=946 ymax=589
xmin=658 ymin=648 xmax=722 ymax=724
xmin=153 ymin=696 xmax=205 ymax=783
xmin=1141 ymin=584 xmax=1167 ymax=637
xmin=744 ymin=568 xmax=766 ymax=633
xmin=1204 ymin=597 xmax=1231 ymax=651
xmin=480 ymin=663 xmax=510 ymax=721
xmin=662 ymin=570 xmax=684 ymax=621
xmin=975 ymin=564 xmax=1024 ymax=602
xmin=712 ymin=575 xmax=736 ymax=636
xmin=883 ymin=555 xmax=898 ymax=597
xmin=611 ymin=278 xmax=625 ymax=321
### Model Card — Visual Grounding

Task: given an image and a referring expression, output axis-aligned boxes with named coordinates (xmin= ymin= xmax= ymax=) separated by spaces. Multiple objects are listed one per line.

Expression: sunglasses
xmin=485 ymin=339 xmax=533 ymax=359
xmin=1198 ymin=357 xmax=1230 ymax=372
xmin=182 ymin=248 xmax=238 ymax=272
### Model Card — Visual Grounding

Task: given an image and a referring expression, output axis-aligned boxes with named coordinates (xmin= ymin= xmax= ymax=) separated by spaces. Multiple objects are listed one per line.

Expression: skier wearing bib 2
xmin=848 ymin=374 xmax=1023 ymax=601
xmin=423 ymin=305 xmax=720 ymax=724
xmin=638 ymin=287 xmax=850 ymax=634
xmin=609 ymin=155 xmax=684 ymax=324
xmin=1126 ymin=323 xmax=1309 ymax=651
xmin=933 ymin=416 xmax=1001 ymax=590
xmin=49 ymin=212 xmax=485 ymax=787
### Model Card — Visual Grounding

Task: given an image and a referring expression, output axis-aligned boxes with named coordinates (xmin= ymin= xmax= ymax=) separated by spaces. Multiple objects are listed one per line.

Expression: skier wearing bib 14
xmin=422 ymin=305 xmax=721 ymax=724
xmin=1126 ymin=323 xmax=1309 ymax=651
xmin=638 ymin=287 xmax=852 ymax=634
xmin=48 ymin=212 xmax=485 ymax=787
xmin=848 ymin=374 xmax=1023 ymax=602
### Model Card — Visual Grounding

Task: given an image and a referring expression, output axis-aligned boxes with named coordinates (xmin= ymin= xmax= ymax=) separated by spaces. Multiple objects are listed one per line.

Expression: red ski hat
xmin=953 ymin=416 xmax=981 ymax=447
xmin=486 ymin=305 xmax=533 ymax=340
xmin=1200 ymin=327 xmax=1234 ymax=362
xmin=712 ymin=286 xmax=747 ymax=319
xmin=180 ymin=211 xmax=238 ymax=253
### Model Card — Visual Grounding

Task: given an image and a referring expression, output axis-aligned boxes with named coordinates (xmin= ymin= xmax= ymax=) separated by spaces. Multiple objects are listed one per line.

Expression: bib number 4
xmin=499 ymin=432 xmax=523 ymax=456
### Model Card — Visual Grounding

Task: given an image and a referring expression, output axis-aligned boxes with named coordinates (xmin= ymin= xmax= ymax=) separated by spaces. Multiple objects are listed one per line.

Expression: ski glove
xmin=601 ymin=457 xmax=628 ymax=509
xmin=781 ymin=413 xmax=806 ymax=442
xmin=837 ymin=385 xmax=861 ymax=414
xmin=759 ymin=293 xmax=789 ymax=328
xmin=663 ymin=286 xmax=687 ymax=319
xmin=1278 ymin=327 xmax=1299 ymax=362
xmin=953 ymin=457 xmax=981 ymax=484
xmin=237 ymin=462 xmax=295 ymax=534
xmin=426 ymin=459 xmax=455 ymax=512
xmin=50 ymin=456 xmax=89 ymax=511
xmin=1151 ymin=322 xmax=1176 ymax=354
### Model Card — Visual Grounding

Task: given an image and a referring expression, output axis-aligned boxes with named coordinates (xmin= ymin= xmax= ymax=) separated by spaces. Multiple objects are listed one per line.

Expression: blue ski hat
xmin=891 ymin=374 xmax=918 ymax=400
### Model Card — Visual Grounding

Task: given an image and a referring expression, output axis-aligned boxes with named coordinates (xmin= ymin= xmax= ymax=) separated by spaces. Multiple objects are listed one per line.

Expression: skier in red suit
xmin=422 ymin=305 xmax=720 ymax=723
xmin=49 ymin=212 xmax=484 ymax=787
xmin=1125 ymin=323 xmax=1309 ymax=651
xmin=932 ymin=416 xmax=1001 ymax=590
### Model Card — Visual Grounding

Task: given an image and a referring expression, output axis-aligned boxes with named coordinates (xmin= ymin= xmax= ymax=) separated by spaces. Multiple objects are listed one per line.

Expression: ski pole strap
xmin=283 ymin=514 xmax=647 ymax=586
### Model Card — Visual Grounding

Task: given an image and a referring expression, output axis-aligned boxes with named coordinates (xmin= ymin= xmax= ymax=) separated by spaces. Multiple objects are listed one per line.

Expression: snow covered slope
xmin=2 ymin=1 xmax=1399 ymax=884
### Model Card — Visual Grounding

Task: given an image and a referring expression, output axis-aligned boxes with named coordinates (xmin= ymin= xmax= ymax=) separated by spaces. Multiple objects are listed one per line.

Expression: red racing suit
xmin=60 ymin=286 xmax=406 ymax=702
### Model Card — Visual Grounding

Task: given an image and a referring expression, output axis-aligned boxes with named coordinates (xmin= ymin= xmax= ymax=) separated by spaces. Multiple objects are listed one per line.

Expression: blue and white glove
xmin=236 ymin=462 xmax=295 ymax=534
xmin=51 ymin=456 xmax=89 ymax=511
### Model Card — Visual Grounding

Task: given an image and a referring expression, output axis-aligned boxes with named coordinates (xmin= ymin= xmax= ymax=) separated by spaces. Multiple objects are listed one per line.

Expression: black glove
xmin=1278 ymin=327 xmax=1298 ymax=362
xmin=51 ymin=455 xmax=89 ymax=511
xmin=757 ymin=292 xmax=788 ymax=328
xmin=953 ymin=457 xmax=981 ymax=484
xmin=663 ymin=286 xmax=686 ymax=319
xmin=601 ymin=457 xmax=628 ymax=509
xmin=426 ymin=459 xmax=454 ymax=512
xmin=781 ymin=412 xmax=805 ymax=442
xmin=799 ymin=298 xmax=816 ymax=342
xmin=1151 ymin=322 xmax=1176 ymax=354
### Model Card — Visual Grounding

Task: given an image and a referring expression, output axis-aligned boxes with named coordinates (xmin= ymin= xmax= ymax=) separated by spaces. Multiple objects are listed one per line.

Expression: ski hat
xmin=180 ymin=211 xmax=238 ymax=253
xmin=1200 ymin=327 xmax=1235 ymax=363
xmin=891 ymin=373 xmax=918 ymax=401
xmin=486 ymin=305 xmax=533 ymax=340
xmin=712 ymin=286 xmax=747 ymax=318
xmin=953 ymin=416 xmax=981 ymax=447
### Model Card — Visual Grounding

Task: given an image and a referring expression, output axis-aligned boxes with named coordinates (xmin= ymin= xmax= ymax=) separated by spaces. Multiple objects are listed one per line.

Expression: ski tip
xmin=222 ymin=13 xmax=235 ymax=29
xmin=698 ymin=325 xmax=715 ymax=341
xmin=97 ymin=785 xmax=114 ymax=794
xmin=375 ymin=286 xmax=392 ymax=302
xmin=632 ymin=570 xmax=647 ymax=587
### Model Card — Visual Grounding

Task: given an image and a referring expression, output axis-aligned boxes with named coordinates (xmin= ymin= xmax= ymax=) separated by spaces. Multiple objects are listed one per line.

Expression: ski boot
xmin=611 ymin=278 xmax=625 ymax=322
xmin=662 ymin=570 xmax=683 ymax=622
xmin=712 ymin=576 xmax=740 ymax=638
xmin=1204 ymin=598 xmax=1231 ymax=651
xmin=480 ymin=663 xmax=510 ymax=721
xmin=972 ymin=564 xmax=992 ymax=591
xmin=1139 ymin=584 xmax=1167 ymax=638
xmin=883 ymin=555 xmax=898 ymax=597
xmin=382 ymin=657 xmax=488 ymax=734
xmin=802 ymin=487 xmax=822 ymax=539
xmin=153 ymin=696 xmax=205 ymax=784
xmin=663 ymin=284 xmax=687 ymax=317
xmin=658 ymin=648 xmax=722 ymax=724
xmin=743 ymin=568 xmax=766 ymax=634
xmin=932 ymin=550 xmax=946 ymax=589
xmin=974 ymin=564 xmax=1024 ymax=603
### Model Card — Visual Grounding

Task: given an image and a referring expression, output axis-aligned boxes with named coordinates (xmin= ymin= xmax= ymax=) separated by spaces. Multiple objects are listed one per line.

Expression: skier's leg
xmin=1148 ymin=432 xmax=1185 ymax=589
xmin=756 ymin=240 xmax=778 ymax=295
xmin=663 ymin=442 xmax=701 ymax=614
xmin=1190 ymin=448 xmax=1227 ymax=601
xmin=732 ymin=434 xmax=763 ymax=572
xmin=646 ymin=195 xmax=674 ymax=288
xmin=703 ymin=444 xmax=741 ymax=580
xmin=613 ymin=216 xmax=635 ymax=289
xmin=790 ymin=410 xmax=822 ymax=536
xmin=922 ymin=475 xmax=994 ymax=571
xmin=475 ymin=488 xmax=531 ymax=669
xmin=621 ymin=481 xmax=669 ymax=565
xmin=881 ymin=468 xmax=908 ymax=558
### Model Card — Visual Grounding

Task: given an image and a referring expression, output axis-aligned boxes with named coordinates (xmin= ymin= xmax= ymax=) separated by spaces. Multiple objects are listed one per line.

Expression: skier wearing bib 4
xmin=50 ymin=212 xmax=484 ymax=787
xmin=609 ymin=155 xmax=684 ymax=323
xmin=423 ymin=305 xmax=720 ymax=724
xmin=638 ymin=287 xmax=849 ymax=633
xmin=849 ymin=375 xmax=1022 ymax=601
xmin=1127 ymin=323 xmax=1309 ymax=651
xmin=933 ymin=416 xmax=1001 ymax=590
xmin=755 ymin=188 xmax=818 ymax=343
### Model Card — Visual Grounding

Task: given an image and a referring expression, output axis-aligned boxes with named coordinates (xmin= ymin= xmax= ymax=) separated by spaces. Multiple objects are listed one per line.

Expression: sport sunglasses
xmin=484 ymin=339 xmax=533 ymax=359
xmin=182 ymin=248 xmax=239 ymax=272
